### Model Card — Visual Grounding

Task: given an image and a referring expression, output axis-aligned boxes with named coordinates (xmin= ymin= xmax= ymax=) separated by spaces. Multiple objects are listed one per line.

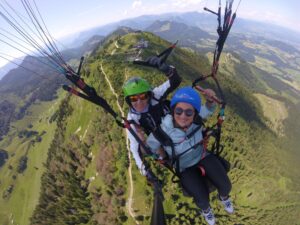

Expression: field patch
xmin=254 ymin=93 xmax=288 ymax=136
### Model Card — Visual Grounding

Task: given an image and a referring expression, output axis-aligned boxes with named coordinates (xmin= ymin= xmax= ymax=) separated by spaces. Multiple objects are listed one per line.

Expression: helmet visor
xmin=129 ymin=92 xmax=149 ymax=102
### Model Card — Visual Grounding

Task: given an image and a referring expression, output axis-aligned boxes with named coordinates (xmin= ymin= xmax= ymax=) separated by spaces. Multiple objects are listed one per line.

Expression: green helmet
xmin=123 ymin=77 xmax=152 ymax=97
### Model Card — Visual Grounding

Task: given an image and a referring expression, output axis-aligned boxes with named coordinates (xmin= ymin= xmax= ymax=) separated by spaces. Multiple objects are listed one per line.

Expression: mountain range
xmin=0 ymin=58 xmax=20 ymax=81
xmin=2 ymin=11 xmax=300 ymax=81
xmin=65 ymin=11 xmax=300 ymax=50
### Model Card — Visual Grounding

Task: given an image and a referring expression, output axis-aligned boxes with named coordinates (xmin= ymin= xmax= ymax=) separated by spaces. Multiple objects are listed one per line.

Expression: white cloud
xmin=171 ymin=0 xmax=204 ymax=8
xmin=240 ymin=10 xmax=283 ymax=22
xmin=119 ymin=0 xmax=205 ymax=23
xmin=238 ymin=9 xmax=300 ymax=32
xmin=132 ymin=0 xmax=142 ymax=9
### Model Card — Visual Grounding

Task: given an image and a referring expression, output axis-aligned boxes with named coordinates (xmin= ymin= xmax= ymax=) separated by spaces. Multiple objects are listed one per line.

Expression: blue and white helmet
xmin=170 ymin=87 xmax=201 ymax=112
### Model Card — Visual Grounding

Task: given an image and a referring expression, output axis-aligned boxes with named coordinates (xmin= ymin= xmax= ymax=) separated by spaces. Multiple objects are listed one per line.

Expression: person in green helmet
xmin=123 ymin=56 xmax=181 ymax=180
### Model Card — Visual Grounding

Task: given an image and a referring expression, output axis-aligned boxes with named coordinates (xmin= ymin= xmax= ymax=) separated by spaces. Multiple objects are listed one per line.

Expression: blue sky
xmin=25 ymin=0 xmax=300 ymax=37
xmin=0 ymin=0 xmax=299 ymax=67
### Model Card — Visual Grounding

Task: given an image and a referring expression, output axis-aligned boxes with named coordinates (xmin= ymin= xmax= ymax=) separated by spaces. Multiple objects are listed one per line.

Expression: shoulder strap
xmin=152 ymin=126 xmax=173 ymax=147
xmin=184 ymin=114 xmax=204 ymax=140
xmin=186 ymin=125 xmax=202 ymax=140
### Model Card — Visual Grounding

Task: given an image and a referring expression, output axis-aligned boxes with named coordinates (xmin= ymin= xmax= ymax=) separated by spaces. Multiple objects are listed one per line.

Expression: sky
xmin=0 ymin=0 xmax=299 ymax=68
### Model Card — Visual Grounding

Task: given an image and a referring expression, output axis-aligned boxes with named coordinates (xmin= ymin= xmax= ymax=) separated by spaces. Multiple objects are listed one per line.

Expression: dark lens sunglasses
xmin=129 ymin=93 xmax=149 ymax=102
xmin=174 ymin=107 xmax=195 ymax=117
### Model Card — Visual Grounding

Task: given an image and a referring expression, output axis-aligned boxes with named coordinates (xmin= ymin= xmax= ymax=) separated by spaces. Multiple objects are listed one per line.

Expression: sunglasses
xmin=174 ymin=107 xmax=195 ymax=117
xmin=129 ymin=93 xmax=149 ymax=102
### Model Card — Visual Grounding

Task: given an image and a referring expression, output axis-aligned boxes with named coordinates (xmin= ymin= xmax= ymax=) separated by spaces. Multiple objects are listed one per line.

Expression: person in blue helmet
xmin=146 ymin=87 xmax=234 ymax=225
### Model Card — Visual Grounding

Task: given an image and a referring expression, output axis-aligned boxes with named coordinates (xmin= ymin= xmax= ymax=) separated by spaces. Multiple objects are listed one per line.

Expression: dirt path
xmin=111 ymin=41 xmax=120 ymax=55
xmin=100 ymin=63 xmax=139 ymax=224
xmin=114 ymin=41 xmax=119 ymax=49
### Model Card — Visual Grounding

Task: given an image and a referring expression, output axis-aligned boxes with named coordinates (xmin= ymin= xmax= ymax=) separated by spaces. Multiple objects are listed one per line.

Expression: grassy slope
xmin=254 ymin=93 xmax=288 ymax=135
xmin=220 ymin=42 xmax=300 ymax=224
xmin=0 ymin=92 xmax=64 ymax=225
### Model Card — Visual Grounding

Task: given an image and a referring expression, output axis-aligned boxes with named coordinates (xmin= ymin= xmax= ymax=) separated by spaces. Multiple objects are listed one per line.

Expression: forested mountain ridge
xmin=0 ymin=30 xmax=299 ymax=225
xmin=0 ymin=34 xmax=105 ymax=224
xmin=34 ymin=31 xmax=300 ymax=224
xmin=0 ymin=59 xmax=20 ymax=81
xmin=0 ymin=35 xmax=105 ymax=142
xmin=145 ymin=20 xmax=213 ymax=46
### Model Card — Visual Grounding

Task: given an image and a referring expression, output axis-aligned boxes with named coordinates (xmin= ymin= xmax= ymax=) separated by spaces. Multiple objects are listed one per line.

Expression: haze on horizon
xmin=0 ymin=0 xmax=299 ymax=68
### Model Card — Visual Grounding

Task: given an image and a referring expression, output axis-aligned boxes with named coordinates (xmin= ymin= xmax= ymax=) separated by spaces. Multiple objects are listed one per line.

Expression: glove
xmin=203 ymin=88 xmax=217 ymax=108
xmin=203 ymin=89 xmax=216 ymax=102
xmin=146 ymin=56 xmax=161 ymax=67
xmin=145 ymin=56 xmax=171 ymax=74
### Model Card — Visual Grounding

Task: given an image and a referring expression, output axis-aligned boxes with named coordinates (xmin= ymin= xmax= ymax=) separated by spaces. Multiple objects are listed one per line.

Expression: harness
xmin=151 ymin=116 xmax=206 ymax=181
xmin=137 ymin=98 xmax=170 ymax=135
